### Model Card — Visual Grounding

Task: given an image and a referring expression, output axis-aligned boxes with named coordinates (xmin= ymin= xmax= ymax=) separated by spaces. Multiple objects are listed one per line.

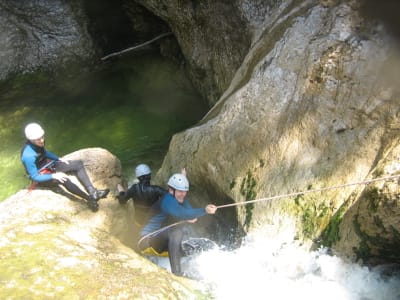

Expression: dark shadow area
xmin=359 ymin=0 xmax=400 ymax=40
xmin=83 ymin=0 xmax=172 ymax=55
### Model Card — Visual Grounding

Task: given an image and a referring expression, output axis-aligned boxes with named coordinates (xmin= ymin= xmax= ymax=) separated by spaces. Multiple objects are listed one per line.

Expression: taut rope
xmin=138 ymin=174 xmax=400 ymax=245
xmin=216 ymin=174 xmax=400 ymax=209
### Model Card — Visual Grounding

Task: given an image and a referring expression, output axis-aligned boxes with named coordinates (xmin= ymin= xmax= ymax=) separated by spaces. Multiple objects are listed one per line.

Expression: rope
xmin=137 ymin=220 xmax=187 ymax=247
xmin=216 ymin=174 xmax=400 ymax=209
xmin=137 ymin=174 xmax=400 ymax=247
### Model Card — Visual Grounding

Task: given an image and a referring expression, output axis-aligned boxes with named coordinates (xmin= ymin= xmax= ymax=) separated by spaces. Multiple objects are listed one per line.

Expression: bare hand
xmin=59 ymin=158 xmax=69 ymax=164
xmin=181 ymin=167 xmax=187 ymax=177
xmin=205 ymin=204 xmax=217 ymax=214
xmin=117 ymin=183 xmax=125 ymax=193
xmin=52 ymin=172 xmax=68 ymax=183
xmin=187 ymin=218 xmax=198 ymax=223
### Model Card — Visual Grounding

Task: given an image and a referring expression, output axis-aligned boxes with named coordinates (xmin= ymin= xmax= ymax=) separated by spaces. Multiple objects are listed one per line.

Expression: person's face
xmin=174 ymin=189 xmax=187 ymax=203
xmin=31 ymin=135 xmax=45 ymax=147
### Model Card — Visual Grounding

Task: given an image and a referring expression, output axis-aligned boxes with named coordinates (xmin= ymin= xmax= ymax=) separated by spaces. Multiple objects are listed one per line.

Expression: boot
xmin=88 ymin=187 xmax=110 ymax=201
xmin=94 ymin=188 xmax=110 ymax=200
xmin=88 ymin=198 xmax=99 ymax=212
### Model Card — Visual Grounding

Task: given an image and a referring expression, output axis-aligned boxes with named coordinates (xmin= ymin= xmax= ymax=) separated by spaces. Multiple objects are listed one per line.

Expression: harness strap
xmin=141 ymin=247 xmax=169 ymax=257
xmin=27 ymin=165 xmax=56 ymax=193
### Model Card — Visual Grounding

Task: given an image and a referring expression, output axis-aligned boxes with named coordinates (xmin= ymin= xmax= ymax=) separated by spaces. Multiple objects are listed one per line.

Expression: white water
xmin=177 ymin=229 xmax=400 ymax=300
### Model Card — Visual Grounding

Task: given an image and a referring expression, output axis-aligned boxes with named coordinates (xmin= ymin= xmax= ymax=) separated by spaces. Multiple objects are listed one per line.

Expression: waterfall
xmin=182 ymin=229 xmax=400 ymax=299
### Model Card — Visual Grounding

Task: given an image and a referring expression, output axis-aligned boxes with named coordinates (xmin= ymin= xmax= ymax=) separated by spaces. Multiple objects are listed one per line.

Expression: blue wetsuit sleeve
xmin=22 ymin=152 xmax=53 ymax=182
xmin=161 ymin=195 xmax=206 ymax=220
xmin=45 ymin=150 xmax=59 ymax=161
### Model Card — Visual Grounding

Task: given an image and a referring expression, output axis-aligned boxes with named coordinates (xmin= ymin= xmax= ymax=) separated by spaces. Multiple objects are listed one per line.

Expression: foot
xmin=88 ymin=199 xmax=99 ymax=212
xmin=94 ymin=188 xmax=109 ymax=200
xmin=90 ymin=189 xmax=110 ymax=201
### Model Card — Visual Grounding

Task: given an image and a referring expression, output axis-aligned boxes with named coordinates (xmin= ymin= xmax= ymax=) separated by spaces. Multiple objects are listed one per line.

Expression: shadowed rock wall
xmin=152 ymin=0 xmax=400 ymax=265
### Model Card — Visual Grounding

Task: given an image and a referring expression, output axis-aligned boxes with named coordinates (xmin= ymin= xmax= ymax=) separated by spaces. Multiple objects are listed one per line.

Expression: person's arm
xmin=161 ymin=195 xmax=206 ymax=220
xmin=22 ymin=153 xmax=53 ymax=182
xmin=117 ymin=183 xmax=138 ymax=203
xmin=45 ymin=150 xmax=59 ymax=161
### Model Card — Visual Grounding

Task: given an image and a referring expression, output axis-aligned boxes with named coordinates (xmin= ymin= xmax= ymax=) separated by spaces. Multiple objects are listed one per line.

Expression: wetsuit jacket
xmin=21 ymin=141 xmax=59 ymax=182
xmin=117 ymin=183 xmax=166 ymax=208
xmin=141 ymin=192 xmax=207 ymax=236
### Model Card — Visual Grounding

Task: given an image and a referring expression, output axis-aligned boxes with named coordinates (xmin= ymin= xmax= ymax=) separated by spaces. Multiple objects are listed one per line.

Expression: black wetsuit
xmin=117 ymin=181 xmax=167 ymax=225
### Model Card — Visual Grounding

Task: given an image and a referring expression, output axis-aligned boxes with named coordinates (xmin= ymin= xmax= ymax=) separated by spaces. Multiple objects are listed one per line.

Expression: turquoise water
xmin=0 ymin=53 xmax=208 ymax=201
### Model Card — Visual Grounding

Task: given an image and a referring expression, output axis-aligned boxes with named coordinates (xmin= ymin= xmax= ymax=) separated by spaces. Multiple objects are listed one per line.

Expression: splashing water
xmin=182 ymin=230 xmax=400 ymax=300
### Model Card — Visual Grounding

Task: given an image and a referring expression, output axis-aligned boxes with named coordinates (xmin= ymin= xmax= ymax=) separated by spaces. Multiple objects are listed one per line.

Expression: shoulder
xmin=149 ymin=184 xmax=167 ymax=193
xmin=161 ymin=193 xmax=175 ymax=204
xmin=21 ymin=144 xmax=36 ymax=160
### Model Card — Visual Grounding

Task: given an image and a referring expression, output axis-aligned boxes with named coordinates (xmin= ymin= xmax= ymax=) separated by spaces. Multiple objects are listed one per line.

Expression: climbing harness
xmin=137 ymin=220 xmax=187 ymax=251
xmin=27 ymin=160 xmax=56 ymax=192
xmin=137 ymin=174 xmax=400 ymax=252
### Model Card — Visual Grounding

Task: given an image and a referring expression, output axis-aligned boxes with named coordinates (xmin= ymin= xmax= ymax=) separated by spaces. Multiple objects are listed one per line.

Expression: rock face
xmin=135 ymin=0 xmax=252 ymax=105
xmin=0 ymin=0 xmax=95 ymax=81
xmin=152 ymin=0 xmax=400 ymax=265
xmin=0 ymin=148 xmax=201 ymax=299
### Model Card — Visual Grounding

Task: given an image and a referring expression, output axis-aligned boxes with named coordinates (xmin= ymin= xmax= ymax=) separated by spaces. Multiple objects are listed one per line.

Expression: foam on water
xmin=184 ymin=230 xmax=400 ymax=300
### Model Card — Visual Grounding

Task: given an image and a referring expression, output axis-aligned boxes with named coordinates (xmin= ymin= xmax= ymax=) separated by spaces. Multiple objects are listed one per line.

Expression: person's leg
xmin=40 ymin=178 xmax=99 ymax=212
xmin=54 ymin=160 xmax=109 ymax=201
xmin=54 ymin=160 xmax=93 ymax=191
xmin=168 ymin=226 xmax=185 ymax=275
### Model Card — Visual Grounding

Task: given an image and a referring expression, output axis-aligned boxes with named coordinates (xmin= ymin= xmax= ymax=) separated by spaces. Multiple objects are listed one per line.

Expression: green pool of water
xmin=0 ymin=53 xmax=208 ymax=201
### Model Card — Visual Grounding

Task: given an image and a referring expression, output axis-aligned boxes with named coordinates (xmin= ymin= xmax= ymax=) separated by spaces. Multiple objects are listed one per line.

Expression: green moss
xmin=240 ymin=171 xmax=257 ymax=201
xmin=245 ymin=203 xmax=254 ymax=228
xmin=302 ymin=206 xmax=316 ymax=239
xmin=230 ymin=179 xmax=236 ymax=190
xmin=240 ymin=171 xmax=257 ymax=228
xmin=366 ymin=187 xmax=380 ymax=212
xmin=321 ymin=204 xmax=347 ymax=247
xmin=294 ymin=194 xmax=303 ymax=206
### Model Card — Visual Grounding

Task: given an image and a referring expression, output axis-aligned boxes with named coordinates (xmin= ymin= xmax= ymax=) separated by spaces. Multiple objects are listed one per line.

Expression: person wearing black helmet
xmin=20 ymin=122 xmax=109 ymax=212
xmin=138 ymin=173 xmax=217 ymax=276
xmin=117 ymin=163 xmax=167 ymax=225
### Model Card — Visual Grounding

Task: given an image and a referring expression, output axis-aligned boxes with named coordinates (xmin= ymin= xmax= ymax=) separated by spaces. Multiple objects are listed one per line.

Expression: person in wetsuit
xmin=20 ymin=122 xmax=109 ymax=212
xmin=138 ymin=173 xmax=217 ymax=276
xmin=117 ymin=163 xmax=167 ymax=225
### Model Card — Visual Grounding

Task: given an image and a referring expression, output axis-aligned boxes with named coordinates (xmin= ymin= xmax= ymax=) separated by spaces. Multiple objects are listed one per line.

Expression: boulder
xmin=0 ymin=148 xmax=203 ymax=299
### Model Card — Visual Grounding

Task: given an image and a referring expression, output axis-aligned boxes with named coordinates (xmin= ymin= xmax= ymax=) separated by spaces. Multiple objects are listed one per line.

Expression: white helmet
xmin=168 ymin=173 xmax=189 ymax=191
xmin=25 ymin=123 xmax=45 ymax=140
xmin=135 ymin=164 xmax=151 ymax=178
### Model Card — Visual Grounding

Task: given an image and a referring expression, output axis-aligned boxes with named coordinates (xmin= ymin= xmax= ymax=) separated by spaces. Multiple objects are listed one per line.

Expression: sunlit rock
xmin=0 ymin=148 xmax=202 ymax=299
xmin=155 ymin=1 xmax=400 ymax=265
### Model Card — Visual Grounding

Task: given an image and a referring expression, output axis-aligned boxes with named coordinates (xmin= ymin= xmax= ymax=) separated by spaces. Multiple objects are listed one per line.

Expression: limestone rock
xmin=0 ymin=148 xmax=202 ymax=299
xmin=0 ymin=0 xmax=95 ymax=81
xmin=154 ymin=0 xmax=400 ymax=265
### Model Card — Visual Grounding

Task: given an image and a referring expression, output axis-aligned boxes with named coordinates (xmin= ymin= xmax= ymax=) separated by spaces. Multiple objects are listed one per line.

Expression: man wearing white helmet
xmin=21 ymin=122 xmax=109 ymax=212
xmin=117 ymin=163 xmax=167 ymax=224
xmin=138 ymin=172 xmax=217 ymax=276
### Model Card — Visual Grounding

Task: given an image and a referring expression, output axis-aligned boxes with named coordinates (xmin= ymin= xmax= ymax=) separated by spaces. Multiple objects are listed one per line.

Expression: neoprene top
xmin=21 ymin=142 xmax=59 ymax=182
xmin=141 ymin=192 xmax=206 ymax=236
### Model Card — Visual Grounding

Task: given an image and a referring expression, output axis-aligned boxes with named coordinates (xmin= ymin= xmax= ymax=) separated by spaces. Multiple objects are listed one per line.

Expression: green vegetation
xmin=0 ymin=53 xmax=207 ymax=202
xmin=230 ymin=179 xmax=236 ymax=190
xmin=321 ymin=204 xmax=347 ymax=247
xmin=240 ymin=171 xmax=257 ymax=227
